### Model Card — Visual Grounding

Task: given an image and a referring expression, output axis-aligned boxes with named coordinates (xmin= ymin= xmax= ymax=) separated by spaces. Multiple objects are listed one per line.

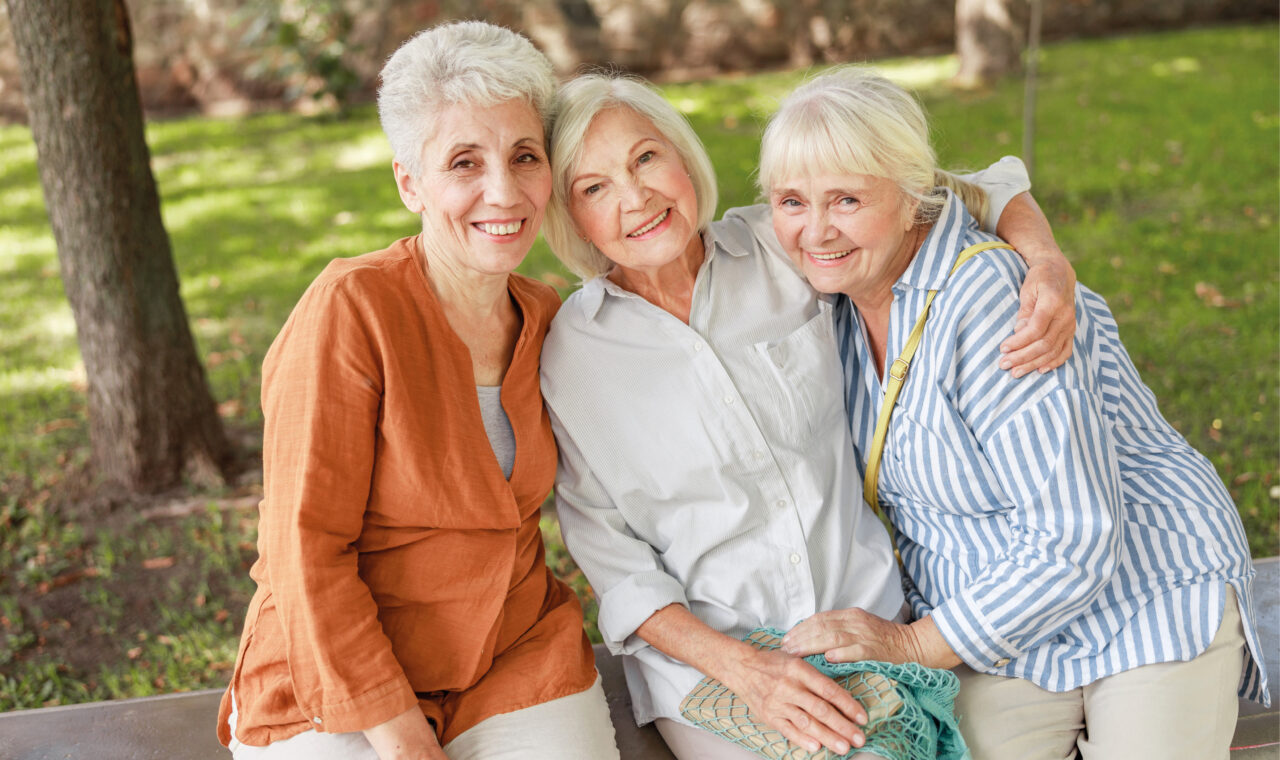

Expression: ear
xmin=901 ymin=195 xmax=920 ymax=231
xmin=393 ymin=160 xmax=425 ymax=214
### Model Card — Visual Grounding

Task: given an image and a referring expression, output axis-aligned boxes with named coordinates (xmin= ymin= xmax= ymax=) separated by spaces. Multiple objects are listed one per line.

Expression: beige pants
xmin=954 ymin=586 xmax=1246 ymax=760
xmin=229 ymin=677 xmax=620 ymax=760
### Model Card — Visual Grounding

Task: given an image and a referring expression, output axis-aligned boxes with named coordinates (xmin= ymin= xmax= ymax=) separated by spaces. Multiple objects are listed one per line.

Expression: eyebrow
xmin=445 ymin=136 xmax=543 ymax=155
xmin=770 ymin=185 xmax=869 ymax=199
xmin=571 ymin=137 xmax=662 ymax=186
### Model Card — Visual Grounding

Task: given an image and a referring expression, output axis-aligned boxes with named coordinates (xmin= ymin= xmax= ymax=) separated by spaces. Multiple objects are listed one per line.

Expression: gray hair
xmin=545 ymin=73 xmax=719 ymax=281
xmin=758 ymin=66 xmax=987 ymax=225
xmin=377 ymin=21 xmax=556 ymax=177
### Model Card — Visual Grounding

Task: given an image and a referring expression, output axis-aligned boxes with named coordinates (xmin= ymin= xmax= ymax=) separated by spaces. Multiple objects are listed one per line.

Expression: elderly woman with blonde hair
xmin=216 ymin=22 xmax=618 ymax=760
xmin=766 ymin=66 xmax=1270 ymax=760
xmin=538 ymin=70 xmax=1079 ymax=759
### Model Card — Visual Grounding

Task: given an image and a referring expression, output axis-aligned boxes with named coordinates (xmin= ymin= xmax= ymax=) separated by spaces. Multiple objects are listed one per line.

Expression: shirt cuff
xmin=597 ymin=570 xmax=689 ymax=656
xmin=302 ymin=672 xmax=418 ymax=735
xmin=927 ymin=590 xmax=1020 ymax=672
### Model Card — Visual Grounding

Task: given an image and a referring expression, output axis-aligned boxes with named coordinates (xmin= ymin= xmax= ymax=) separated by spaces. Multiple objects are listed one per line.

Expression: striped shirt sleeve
xmin=926 ymin=256 xmax=1125 ymax=670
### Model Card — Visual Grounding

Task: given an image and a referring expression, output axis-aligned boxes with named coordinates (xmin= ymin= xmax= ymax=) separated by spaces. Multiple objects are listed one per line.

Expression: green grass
xmin=0 ymin=23 xmax=1275 ymax=707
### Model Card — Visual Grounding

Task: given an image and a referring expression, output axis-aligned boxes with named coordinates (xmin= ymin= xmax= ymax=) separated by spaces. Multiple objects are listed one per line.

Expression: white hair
xmin=545 ymin=73 xmax=719 ymax=281
xmin=759 ymin=65 xmax=987 ymax=225
xmin=377 ymin=21 xmax=556 ymax=177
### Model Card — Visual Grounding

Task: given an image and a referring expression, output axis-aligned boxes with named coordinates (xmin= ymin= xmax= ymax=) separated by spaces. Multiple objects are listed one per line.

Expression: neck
xmin=417 ymin=234 xmax=511 ymax=319
xmin=608 ymin=236 xmax=706 ymax=323
xmin=848 ymin=223 xmax=930 ymax=378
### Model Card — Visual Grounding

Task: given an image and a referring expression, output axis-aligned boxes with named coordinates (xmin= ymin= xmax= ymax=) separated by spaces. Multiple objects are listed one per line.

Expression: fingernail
xmin=1014 ymin=318 xmax=1028 ymax=332
xmin=998 ymin=358 xmax=1012 ymax=369
xmin=1012 ymin=368 xmax=1026 ymax=378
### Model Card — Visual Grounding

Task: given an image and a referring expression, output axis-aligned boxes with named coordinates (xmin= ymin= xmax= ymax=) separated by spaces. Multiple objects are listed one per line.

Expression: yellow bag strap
xmin=863 ymin=241 xmax=1015 ymax=513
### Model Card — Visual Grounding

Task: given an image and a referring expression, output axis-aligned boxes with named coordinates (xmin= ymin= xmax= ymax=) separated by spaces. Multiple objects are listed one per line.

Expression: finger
xmin=774 ymin=718 xmax=824 ymax=755
xmin=792 ymin=697 xmax=860 ymax=755
xmin=1038 ymin=342 xmax=1073 ymax=374
xmin=804 ymin=671 xmax=868 ymax=727
xmin=999 ymin=337 xmax=1052 ymax=374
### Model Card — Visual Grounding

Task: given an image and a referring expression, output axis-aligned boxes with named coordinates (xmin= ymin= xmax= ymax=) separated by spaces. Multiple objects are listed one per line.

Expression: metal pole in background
xmin=1023 ymin=0 xmax=1043 ymax=183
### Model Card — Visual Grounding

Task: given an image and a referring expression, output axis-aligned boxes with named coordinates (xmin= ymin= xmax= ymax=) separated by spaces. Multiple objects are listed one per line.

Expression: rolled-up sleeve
xmin=549 ymin=410 xmax=689 ymax=655
xmin=961 ymin=156 xmax=1032 ymax=233
xmin=927 ymin=270 xmax=1122 ymax=671
xmin=259 ymin=278 xmax=416 ymax=732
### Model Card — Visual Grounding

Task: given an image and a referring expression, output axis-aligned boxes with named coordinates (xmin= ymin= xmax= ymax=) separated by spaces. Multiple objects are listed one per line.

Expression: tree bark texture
xmin=955 ymin=0 xmax=1024 ymax=86
xmin=6 ymin=0 xmax=235 ymax=492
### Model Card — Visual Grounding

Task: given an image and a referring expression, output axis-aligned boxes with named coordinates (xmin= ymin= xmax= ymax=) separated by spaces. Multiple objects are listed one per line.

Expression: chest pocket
xmin=754 ymin=302 xmax=844 ymax=446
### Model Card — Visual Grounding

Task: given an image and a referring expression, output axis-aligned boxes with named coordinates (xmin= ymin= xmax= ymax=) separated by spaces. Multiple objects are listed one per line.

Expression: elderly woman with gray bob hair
xmin=216 ymin=22 xmax=617 ymax=760
xmin=539 ymin=71 xmax=1079 ymax=759
xmin=768 ymin=66 xmax=1269 ymax=760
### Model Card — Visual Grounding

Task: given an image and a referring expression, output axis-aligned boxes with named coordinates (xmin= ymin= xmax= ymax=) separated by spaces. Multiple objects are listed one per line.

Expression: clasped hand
xmin=722 ymin=646 xmax=868 ymax=756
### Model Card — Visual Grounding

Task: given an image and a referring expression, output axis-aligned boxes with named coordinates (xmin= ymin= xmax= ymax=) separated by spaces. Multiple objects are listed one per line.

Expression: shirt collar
xmin=575 ymin=225 xmax=746 ymax=321
xmin=895 ymin=188 xmax=981 ymax=293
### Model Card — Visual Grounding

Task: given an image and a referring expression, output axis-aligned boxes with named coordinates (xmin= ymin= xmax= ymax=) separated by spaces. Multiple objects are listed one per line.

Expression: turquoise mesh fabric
xmin=679 ymin=628 xmax=968 ymax=760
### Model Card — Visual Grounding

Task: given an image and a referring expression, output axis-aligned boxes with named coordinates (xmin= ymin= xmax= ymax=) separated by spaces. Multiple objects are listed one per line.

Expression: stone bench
xmin=2 ymin=557 xmax=1276 ymax=759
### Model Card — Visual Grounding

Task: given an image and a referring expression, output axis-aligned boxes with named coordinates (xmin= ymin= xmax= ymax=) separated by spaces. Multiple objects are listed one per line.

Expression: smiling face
xmin=770 ymin=173 xmax=921 ymax=303
xmin=394 ymin=98 xmax=550 ymax=280
xmin=566 ymin=107 xmax=703 ymax=281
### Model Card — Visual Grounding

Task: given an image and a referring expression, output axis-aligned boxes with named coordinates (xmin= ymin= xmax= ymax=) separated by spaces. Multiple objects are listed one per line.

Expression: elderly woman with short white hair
xmin=216 ymin=22 xmax=617 ymax=760
xmin=767 ymin=66 xmax=1270 ymax=760
xmin=539 ymin=71 xmax=1078 ymax=759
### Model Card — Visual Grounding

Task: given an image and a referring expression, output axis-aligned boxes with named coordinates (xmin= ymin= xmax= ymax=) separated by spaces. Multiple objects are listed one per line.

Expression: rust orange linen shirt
xmin=217 ymin=236 xmax=596 ymax=748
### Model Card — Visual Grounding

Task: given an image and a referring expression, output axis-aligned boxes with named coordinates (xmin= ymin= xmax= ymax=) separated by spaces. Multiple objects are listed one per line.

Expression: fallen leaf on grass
xmin=127 ymin=647 xmax=142 ymax=659
xmin=36 ymin=567 xmax=101 ymax=594
xmin=143 ymin=556 xmax=176 ymax=570
xmin=1194 ymin=282 xmax=1240 ymax=308
xmin=215 ymin=609 xmax=230 ymax=623
xmin=34 ymin=419 xmax=78 ymax=435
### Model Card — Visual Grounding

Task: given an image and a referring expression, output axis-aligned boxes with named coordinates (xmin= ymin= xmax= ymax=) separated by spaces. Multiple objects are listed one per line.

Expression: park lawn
xmin=0 ymin=23 xmax=1275 ymax=709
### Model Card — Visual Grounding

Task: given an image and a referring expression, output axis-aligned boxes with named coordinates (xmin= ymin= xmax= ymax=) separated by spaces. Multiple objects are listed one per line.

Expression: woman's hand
xmin=999 ymin=255 xmax=1077 ymax=377
xmin=635 ymin=603 xmax=866 ymax=756
xmin=994 ymin=190 xmax=1078 ymax=377
xmin=363 ymin=705 xmax=449 ymax=760
xmin=781 ymin=609 xmax=961 ymax=671
xmin=721 ymin=646 xmax=869 ymax=756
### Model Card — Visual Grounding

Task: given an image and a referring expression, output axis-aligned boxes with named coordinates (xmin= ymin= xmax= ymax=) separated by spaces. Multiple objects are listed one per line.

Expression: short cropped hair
xmin=545 ymin=73 xmax=719 ymax=281
xmin=377 ymin=21 xmax=556 ymax=177
xmin=758 ymin=66 xmax=987 ymax=225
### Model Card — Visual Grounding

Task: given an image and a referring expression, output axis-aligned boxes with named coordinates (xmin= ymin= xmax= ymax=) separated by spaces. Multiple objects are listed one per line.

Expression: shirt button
xmin=694 ymin=341 xmax=704 ymax=352
xmin=723 ymin=395 xmax=734 ymax=405
xmin=993 ymin=658 xmax=1010 ymax=668
xmin=754 ymin=450 xmax=766 ymax=459
xmin=775 ymin=499 xmax=787 ymax=508
xmin=789 ymin=553 xmax=801 ymax=565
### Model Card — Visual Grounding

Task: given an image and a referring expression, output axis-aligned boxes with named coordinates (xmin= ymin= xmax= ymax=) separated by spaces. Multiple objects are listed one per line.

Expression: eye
xmin=837 ymin=196 xmax=860 ymax=207
xmin=582 ymin=183 xmax=603 ymax=196
xmin=450 ymin=158 xmax=476 ymax=170
xmin=636 ymin=150 xmax=655 ymax=165
xmin=514 ymin=150 xmax=542 ymax=165
xmin=779 ymin=197 xmax=802 ymax=208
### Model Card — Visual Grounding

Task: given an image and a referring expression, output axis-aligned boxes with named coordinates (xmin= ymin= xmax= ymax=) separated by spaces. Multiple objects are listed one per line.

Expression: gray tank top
xmin=476 ymin=385 xmax=515 ymax=480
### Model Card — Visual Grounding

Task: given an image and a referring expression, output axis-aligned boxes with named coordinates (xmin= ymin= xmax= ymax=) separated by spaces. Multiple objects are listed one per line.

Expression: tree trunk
xmin=6 ymin=0 xmax=236 ymax=493
xmin=955 ymin=0 xmax=1024 ymax=87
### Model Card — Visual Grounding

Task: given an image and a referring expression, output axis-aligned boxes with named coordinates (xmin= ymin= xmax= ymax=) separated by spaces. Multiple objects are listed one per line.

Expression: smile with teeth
xmin=477 ymin=220 xmax=523 ymax=236
xmin=809 ymin=249 xmax=852 ymax=261
xmin=628 ymin=209 xmax=670 ymax=237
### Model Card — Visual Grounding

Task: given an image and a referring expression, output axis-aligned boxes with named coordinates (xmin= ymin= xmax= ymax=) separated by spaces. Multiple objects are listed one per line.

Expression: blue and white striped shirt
xmin=837 ymin=189 xmax=1269 ymax=703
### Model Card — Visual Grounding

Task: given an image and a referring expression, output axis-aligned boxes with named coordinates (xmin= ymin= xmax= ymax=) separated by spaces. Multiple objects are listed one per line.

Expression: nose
xmin=619 ymin=175 xmax=651 ymax=212
xmin=799 ymin=207 xmax=835 ymax=249
xmin=483 ymin=164 xmax=520 ymax=208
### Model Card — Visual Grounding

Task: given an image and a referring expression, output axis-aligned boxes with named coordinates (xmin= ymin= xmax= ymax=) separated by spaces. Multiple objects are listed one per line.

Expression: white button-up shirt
xmin=541 ymin=162 xmax=1030 ymax=725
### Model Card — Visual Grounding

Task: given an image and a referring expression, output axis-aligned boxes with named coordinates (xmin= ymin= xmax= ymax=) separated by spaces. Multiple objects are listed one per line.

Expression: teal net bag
xmin=678 ymin=628 xmax=968 ymax=760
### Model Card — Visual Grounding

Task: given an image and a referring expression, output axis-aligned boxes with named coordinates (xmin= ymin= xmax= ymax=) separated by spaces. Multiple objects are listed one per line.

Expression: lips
xmin=627 ymin=208 xmax=670 ymax=238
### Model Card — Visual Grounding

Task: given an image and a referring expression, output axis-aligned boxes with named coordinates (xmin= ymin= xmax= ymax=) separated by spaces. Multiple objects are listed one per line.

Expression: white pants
xmin=954 ymin=586 xmax=1247 ymax=760
xmin=229 ymin=677 xmax=620 ymax=760
xmin=656 ymin=718 xmax=761 ymax=760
